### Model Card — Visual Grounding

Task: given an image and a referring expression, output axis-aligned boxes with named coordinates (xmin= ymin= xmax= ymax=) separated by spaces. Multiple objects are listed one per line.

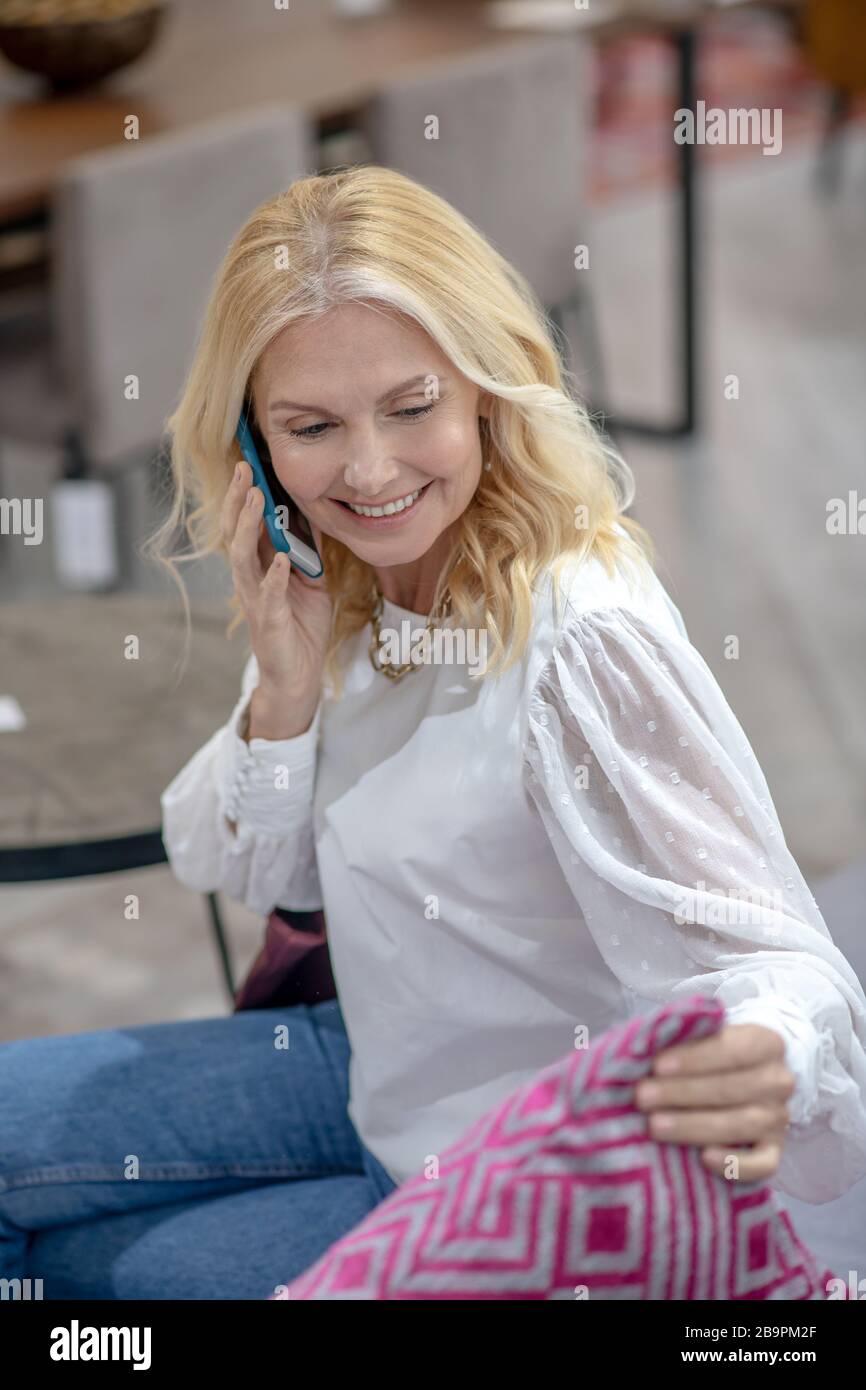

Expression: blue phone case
xmin=235 ymin=412 xmax=324 ymax=580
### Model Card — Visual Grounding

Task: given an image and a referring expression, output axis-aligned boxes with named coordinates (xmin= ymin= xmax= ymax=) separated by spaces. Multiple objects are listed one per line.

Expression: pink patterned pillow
xmin=272 ymin=996 xmax=844 ymax=1300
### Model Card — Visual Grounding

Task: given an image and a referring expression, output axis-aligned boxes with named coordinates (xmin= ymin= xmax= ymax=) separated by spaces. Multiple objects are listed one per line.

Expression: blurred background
xmin=0 ymin=0 xmax=865 ymax=1049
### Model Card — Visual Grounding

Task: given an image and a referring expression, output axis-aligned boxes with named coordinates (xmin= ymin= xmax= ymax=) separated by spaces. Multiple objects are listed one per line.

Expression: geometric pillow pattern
xmin=272 ymin=996 xmax=845 ymax=1300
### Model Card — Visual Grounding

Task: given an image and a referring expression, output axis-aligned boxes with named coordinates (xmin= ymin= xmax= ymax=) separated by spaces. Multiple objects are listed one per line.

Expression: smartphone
xmin=235 ymin=409 xmax=324 ymax=579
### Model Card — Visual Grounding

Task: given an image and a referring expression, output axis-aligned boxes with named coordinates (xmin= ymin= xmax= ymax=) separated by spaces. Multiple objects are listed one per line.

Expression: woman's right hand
xmin=221 ymin=460 xmax=334 ymax=729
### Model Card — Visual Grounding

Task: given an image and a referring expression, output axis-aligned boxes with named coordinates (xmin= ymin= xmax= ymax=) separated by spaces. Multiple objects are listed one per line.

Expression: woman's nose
xmin=343 ymin=446 xmax=399 ymax=495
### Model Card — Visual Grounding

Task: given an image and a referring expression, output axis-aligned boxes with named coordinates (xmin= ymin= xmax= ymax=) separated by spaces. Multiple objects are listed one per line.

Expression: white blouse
xmin=160 ymin=543 xmax=866 ymax=1204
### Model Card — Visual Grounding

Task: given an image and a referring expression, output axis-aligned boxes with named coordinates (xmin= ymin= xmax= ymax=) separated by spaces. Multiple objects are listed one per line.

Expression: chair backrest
xmin=51 ymin=104 xmax=314 ymax=471
xmin=361 ymin=35 xmax=592 ymax=310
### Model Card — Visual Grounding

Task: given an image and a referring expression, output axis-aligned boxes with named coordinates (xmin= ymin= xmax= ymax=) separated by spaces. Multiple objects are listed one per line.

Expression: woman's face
xmin=252 ymin=302 xmax=489 ymax=573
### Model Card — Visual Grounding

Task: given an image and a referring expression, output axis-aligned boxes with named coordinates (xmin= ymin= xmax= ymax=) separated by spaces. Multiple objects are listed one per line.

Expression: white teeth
xmin=346 ymin=486 xmax=423 ymax=517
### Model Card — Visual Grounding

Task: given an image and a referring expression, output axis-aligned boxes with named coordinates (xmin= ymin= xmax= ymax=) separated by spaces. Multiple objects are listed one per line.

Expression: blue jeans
xmin=0 ymin=999 xmax=397 ymax=1299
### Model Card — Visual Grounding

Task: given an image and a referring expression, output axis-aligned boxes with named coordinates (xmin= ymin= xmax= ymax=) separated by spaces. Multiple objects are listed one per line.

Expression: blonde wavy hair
xmin=144 ymin=164 xmax=656 ymax=696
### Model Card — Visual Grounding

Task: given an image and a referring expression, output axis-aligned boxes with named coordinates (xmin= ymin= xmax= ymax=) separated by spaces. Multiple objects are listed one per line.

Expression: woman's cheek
xmin=271 ymin=452 xmax=325 ymax=506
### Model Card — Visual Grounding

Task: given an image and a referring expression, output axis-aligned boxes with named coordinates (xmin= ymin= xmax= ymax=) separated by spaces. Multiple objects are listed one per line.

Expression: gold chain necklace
xmin=368 ymin=577 xmax=452 ymax=683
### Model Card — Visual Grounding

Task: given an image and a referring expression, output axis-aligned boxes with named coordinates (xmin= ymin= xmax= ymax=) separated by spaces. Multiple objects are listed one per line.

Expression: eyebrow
xmin=268 ymin=374 xmax=447 ymax=415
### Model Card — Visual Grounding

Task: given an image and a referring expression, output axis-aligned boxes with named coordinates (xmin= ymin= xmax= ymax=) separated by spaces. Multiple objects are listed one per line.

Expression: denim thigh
xmin=0 ymin=998 xmax=389 ymax=1293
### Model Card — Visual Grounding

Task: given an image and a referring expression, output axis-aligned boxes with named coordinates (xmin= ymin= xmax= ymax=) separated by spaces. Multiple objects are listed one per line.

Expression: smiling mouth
xmin=330 ymin=480 xmax=433 ymax=517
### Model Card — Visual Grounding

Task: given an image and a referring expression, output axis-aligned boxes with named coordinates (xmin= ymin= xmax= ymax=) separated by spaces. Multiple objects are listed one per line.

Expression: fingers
xmin=699 ymin=1133 xmax=786 ymax=1183
xmin=257 ymin=523 xmax=278 ymax=573
xmin=653 ymin=1023 xmax=787 ymax=1079
xmin=227 ymin=469 xmax=268 ymax=609
xmin=220 ymin=460 xmax=252 ymax=549
xmin=635 ymin=1022 xmax=792 ymax=1183
xmin=636 ymin=1059 xmax=795 ymax=1112
xmin=222 ymin=461 xmax=327 ymax=641
xmin=644 ymin=1101 xmax=790 ymax=1147
xmin=258 ymin=550 xmax=291 ymax=625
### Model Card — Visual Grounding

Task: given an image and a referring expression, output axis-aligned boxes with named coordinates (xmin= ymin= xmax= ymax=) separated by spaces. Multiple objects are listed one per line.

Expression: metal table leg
xmin=594 ymin=24 xmax=699 ymax=441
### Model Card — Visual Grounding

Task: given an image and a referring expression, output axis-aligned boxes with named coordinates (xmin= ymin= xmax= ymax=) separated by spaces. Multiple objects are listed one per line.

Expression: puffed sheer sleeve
xmin=522 ymin=603 xmax=866 ymax=1204
xmin=160 ymin=653 xmax=324 ymax=919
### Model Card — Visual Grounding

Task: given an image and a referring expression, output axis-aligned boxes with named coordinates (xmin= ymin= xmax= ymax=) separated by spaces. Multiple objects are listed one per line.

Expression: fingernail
xmin=653 ymin=1114 xmax=675 ymax=1132
xmin=639 ymin=1084 xmax=660 ymax=1105
xmin=246 ymin=487 xmax=257 ymax=507
xmin=234 ymin=464 xmax=241 ymax=482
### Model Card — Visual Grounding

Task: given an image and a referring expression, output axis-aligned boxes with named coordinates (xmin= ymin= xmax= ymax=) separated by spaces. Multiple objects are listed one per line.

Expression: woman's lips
xmin=330 ymin=480 xmax=434 ymax=529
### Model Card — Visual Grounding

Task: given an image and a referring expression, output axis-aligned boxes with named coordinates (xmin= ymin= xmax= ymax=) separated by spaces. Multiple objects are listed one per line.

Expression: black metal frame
xmin=589 ymin=27 xmax=699 ymax=442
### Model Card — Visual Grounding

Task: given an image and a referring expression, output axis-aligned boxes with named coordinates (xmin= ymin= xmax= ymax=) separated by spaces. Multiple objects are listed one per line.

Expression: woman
xmin=2 ymin=167 xmax=865 ymax=1300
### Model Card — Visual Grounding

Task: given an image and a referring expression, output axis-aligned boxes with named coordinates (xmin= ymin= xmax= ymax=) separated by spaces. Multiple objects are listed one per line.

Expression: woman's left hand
xmin=635 ymin=1024 xmax=795 ymax=1182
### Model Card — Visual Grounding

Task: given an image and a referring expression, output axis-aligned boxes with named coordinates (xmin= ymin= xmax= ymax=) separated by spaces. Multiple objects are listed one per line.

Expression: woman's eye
xmin=289 ymin=421 xmax=332 ymax=439
xmin=287 ymin=402 xmax=434 ymax=441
